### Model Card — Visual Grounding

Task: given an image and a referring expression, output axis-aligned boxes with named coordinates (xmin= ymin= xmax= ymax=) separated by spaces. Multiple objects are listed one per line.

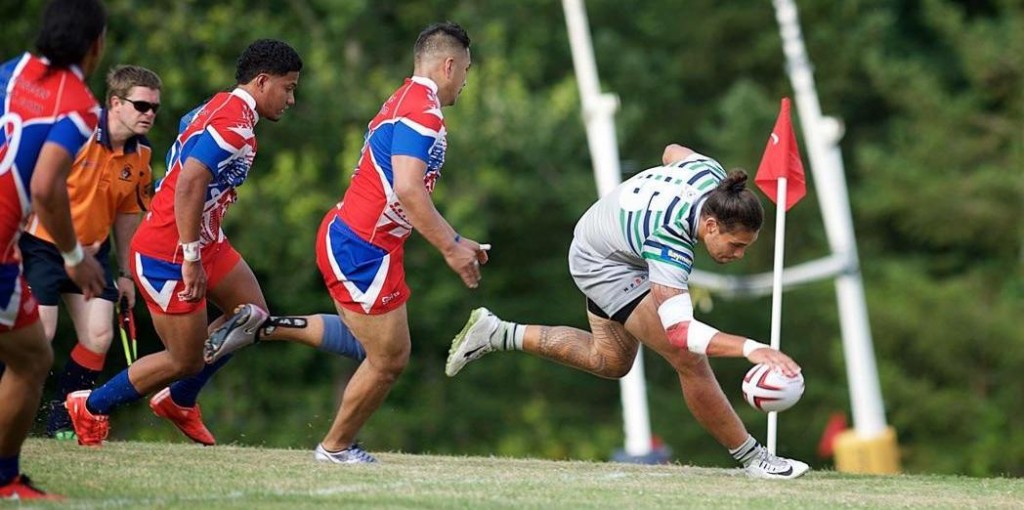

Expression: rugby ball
xmin=741 ymin=364 xmax=804 ymax=413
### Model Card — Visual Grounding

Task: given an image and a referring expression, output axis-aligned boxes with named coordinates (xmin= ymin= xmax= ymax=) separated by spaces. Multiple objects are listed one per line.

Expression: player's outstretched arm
xmin=392 ymin=155 xmax=483 ymax=288
xmin=652 ymin=283 xmax=800 ymax=376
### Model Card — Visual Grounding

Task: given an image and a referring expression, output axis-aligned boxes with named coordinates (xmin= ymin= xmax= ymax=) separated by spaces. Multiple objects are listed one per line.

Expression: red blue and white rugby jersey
xmin=337 ymin=76 xmax=447 ymax=252
xmin=0 ymin=52 xmax=100 ymax=265
xmin=132 ymin=89 xmax=259 ymax=261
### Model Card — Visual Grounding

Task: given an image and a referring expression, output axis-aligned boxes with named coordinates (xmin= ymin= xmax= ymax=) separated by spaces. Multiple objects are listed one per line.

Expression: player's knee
xmin=604 ymin=360 xmax=633 ymax=379
xmin=371 ymin=351 xmax=409 ymax=383
xmin=671 ymin=350 xmax=713 ymax=378
xmin=592 ymin=354 xmax=634 ymax=379
xmin=84 ymin=327 xmax=114 ymax=353
xmin=167 ymin=356 xmax=206 ymax=378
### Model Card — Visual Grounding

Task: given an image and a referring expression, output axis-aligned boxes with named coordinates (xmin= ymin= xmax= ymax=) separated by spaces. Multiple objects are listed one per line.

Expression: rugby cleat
xmin=314 ymin=443 xmax=377 ymax=464
xmin=204 ymin=304 xmax=269 ymax=363
xmin=65 ymin=390 xmax=109 ymax=446
xmin=0 ymin=475 xmax=64 ymax=501
xmin=149 ymin=387 xmax=215 ymax=446
xmin=743 ymin=446 xmax=810 ymax=480
xmin=445 ymin=307 xmax=500 ymax=377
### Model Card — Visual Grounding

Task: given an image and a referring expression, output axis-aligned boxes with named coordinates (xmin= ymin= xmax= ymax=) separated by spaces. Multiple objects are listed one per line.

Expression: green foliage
xmin=7 ymin=0 xmax=1022 ymax=476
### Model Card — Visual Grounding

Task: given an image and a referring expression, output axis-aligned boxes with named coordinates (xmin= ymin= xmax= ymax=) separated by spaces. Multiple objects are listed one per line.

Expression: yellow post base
xmin=833 ymin=427 xmax=901 ymax=474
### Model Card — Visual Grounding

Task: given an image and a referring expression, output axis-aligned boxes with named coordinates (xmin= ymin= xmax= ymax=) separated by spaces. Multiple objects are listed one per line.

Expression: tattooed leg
xmin=523 ymin=312 xmax=639 ymax=379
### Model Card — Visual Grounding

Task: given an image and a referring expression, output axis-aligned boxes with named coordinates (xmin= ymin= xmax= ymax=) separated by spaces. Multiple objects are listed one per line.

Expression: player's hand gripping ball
xmin=742 ymin=364 xmax=804 ymax=413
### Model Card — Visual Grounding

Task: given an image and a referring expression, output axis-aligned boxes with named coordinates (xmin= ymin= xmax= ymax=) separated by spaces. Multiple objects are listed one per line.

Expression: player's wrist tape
xmin=180 ymin=241 xmax=201 ymax=262
xmin=743 ymin=339 xmax=769 ymax=358
xmin=61 ymin=243 xmax=85 ymax=267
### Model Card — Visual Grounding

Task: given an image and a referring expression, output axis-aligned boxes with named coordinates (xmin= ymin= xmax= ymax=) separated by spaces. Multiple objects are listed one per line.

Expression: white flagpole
xmin=766 ymin=178 xmax=788 ymax=455
xmin=562 ymin=0 xmax=654 ymax=460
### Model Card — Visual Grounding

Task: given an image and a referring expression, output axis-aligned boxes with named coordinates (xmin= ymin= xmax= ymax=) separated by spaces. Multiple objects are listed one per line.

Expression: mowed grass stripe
xmin=19 ymin=439 xmax=1024 ymax=509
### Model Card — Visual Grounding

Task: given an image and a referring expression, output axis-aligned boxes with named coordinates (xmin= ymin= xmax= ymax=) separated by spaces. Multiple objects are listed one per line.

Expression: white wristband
xmin=181 ymin=241 xmax=201 ymax=262
xmin=743 ymin=339 xmax=769 ymax=358
xmin=61 ymin=243 xmax=85 ymax=267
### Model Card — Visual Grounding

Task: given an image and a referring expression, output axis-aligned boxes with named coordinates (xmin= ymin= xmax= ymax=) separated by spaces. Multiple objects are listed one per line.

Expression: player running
xmin=65 ymin=39 xmax=359 ymax=447
xmin=0 ymin=0 xmax=107 ymax=499
xmin=446 ymin=144 xmax=810 ymax=479
xmin=204 ymin=22 xmax=483 ymax=464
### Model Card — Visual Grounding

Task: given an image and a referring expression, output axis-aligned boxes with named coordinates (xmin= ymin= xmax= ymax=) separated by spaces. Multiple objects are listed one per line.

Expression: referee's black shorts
xmin=18 ymin=234 xmax=118 ymax=305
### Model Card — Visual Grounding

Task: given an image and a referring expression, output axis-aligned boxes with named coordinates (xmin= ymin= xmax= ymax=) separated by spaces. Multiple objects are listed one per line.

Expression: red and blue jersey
xmin=0 ymin=52 xmax=99 ymax=329
xmin=337 ymin=76 xmax=447 ymax=252
xmin=132 ymin=89 xmax=259 ymax=262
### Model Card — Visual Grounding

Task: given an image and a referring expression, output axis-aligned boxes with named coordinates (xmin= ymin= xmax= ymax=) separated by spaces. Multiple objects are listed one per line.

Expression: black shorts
xmin=18 ymin=234 xmax=117 ymax=305
xmin=587 ymin=291 xmax=649 ymax=326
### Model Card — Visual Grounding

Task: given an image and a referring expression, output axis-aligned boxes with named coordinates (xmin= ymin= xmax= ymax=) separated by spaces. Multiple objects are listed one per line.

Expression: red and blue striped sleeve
xmin=391 ymin=109 xmax=443 ymax=164
xmin=46 ymin=106 xmax=100 ymax=158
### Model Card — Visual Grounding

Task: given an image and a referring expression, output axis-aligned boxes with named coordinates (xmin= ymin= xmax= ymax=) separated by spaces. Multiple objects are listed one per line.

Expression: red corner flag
xmin=755 ymin=98 xmax=806 ymax=211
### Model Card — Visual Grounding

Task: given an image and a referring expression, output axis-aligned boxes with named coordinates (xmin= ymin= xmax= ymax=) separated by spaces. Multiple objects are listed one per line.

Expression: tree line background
xmin=3 ymin=0 xmax=1021 ymax=476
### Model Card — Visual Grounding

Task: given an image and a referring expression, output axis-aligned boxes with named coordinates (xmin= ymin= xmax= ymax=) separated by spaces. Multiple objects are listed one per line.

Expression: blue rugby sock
xmin=318 ymin=314 xmax=365 ymax=361
xmin=87 ymin=370 xmax=142 ymax=415
xmin=0 ymin=455 xmax=18 ymax=486
xmin=168 ymin=354 xmax=232 ymax=408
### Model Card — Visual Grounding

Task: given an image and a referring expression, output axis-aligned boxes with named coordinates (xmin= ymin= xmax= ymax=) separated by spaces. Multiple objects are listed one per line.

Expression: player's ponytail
xmin=701 ymin=170 xmax=763 ymax=233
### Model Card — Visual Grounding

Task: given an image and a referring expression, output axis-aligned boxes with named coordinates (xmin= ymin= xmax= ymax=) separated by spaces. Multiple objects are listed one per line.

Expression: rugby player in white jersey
xmin=446 ymin=143 xmax=810 ymax=480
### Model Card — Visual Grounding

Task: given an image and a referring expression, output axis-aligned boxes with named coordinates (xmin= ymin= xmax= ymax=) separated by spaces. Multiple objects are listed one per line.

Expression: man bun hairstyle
xmin=235 ymin=39 xmax=303 ymax=85
xmin=702 ymin=170 xmax=764 ymax=233
xmin=35 ymin=0 xmax=107 ymax=69
xmin=414 ymin=22 xmax=471 ymax=62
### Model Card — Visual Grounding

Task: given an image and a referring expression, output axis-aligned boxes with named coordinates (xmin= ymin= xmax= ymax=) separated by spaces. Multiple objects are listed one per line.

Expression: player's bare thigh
xmin=0 ymin=321 xmax=51 ymax=370
xmin=148 ymin=258 xmax=264 ymax=364
xmin=335 ymin=303 xmax=410 ymax=368
xmin=585 ymin=310 xmax=641 ymax=373
xmin=207 ymin=257 xmax=268 ymax=320
xmin=62 ymin=293 xmax=115 ymax=353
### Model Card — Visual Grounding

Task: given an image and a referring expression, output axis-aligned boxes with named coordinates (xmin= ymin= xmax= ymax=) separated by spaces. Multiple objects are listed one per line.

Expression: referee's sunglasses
xmin=119 ymin=97 xmax=160 ymax=114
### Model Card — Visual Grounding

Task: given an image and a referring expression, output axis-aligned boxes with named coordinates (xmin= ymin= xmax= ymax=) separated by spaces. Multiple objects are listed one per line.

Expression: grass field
xmin=13 ymin=438 xmax=1023 ymax=509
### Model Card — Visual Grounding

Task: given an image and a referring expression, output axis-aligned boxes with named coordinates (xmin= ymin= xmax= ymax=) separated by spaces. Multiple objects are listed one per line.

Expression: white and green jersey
xmin=572 ymin=153 xmax=727 ymax=290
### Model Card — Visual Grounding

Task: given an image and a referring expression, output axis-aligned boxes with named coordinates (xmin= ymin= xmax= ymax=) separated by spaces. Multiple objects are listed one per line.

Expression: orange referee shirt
xmin=26 ymin=108 xmax=153 ymax=245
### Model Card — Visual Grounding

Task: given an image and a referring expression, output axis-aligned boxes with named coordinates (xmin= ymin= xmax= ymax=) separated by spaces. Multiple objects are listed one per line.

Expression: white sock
xmin=489 ymin=320 xmax=524 ymax=351
xmin=729 ymin=435 xmax=760 ymax=466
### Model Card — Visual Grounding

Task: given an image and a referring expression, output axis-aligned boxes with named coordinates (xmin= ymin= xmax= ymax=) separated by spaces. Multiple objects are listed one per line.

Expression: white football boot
xmin=314 ymin=443 xmax=377 ymax=464
xmin=445 ymin=307 xmax=501 ymax=377
xmin=744 ymin=446 xmax=810 ymax=480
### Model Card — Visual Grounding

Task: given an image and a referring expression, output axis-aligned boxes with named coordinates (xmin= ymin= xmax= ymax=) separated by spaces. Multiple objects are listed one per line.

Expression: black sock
xmin=54 ymin=358 xmax=101 ymax=400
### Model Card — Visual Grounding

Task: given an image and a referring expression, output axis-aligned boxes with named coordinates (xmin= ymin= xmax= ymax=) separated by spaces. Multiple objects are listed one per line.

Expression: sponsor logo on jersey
xmin=663 ymin=247 xmax=690 ymax=265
